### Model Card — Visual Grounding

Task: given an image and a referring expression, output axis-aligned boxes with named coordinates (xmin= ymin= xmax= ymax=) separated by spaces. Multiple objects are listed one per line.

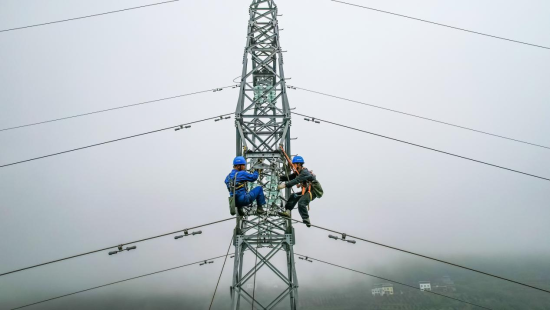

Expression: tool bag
xmin=311 ymin=180 xmax=324 ymax=199
xmin=228 ymin=172 xmax=239 ymax=215
xmin=306 ymin=169 xmax=323 ymax=199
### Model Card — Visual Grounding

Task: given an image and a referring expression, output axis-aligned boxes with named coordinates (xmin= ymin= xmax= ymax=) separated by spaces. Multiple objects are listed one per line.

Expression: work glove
xmin=277 ymin=183 xmax=286 ymax=190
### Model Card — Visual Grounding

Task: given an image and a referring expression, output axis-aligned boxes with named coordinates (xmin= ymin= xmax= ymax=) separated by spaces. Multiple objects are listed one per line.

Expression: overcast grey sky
xmin=1 ymin=0 xmax=549 ymax=309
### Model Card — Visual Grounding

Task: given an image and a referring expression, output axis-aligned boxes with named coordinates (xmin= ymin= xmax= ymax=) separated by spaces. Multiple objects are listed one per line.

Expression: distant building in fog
xmin=433 ymin=283 xmax=450 ymax=292
xmin=372 ymin=283 xmax=394 ymax=296
xmin=433 ymin=275 xmax=456 ymax=292
xmin=419 ymin=281 xmax=431 ymax=291
xmin=442 ymin=275 xmax=454 ymax=285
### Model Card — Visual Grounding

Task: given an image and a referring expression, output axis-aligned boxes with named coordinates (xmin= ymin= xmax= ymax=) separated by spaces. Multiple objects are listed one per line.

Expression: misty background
xmin=1 ymin=0 xmax=549 ymax=309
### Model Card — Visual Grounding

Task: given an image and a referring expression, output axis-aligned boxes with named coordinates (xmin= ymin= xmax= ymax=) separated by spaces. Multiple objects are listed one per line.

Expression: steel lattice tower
xmin=231 ymin=0 xmax=297 ymax=309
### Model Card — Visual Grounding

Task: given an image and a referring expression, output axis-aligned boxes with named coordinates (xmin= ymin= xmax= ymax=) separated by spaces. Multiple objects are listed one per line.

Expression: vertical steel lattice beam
xmin=232 ymin=1 xmax=297 ymax=309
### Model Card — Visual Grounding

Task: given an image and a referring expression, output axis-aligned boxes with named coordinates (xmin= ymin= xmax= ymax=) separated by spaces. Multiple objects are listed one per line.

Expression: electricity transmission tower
xmin=231 ymin=0 xmax=298 ymax=309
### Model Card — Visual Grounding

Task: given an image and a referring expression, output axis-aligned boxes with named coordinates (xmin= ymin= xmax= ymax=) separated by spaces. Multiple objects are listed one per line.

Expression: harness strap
xmin=231 ymin=171 xmax=248 ymax=194
xmin=232 ymin=172 xmax=239 ymax=197
xmin=301 ymin=182 xmax=312 ymax=211
xmin=280 ymin=145 xmax=298 ymax=174
xmin=301 ymin=182 xmax=312 ymax=195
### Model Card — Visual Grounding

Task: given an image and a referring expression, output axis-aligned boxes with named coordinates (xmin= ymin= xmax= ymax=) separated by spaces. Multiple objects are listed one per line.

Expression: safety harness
xmin=232 ymin=172 xmax=239 ymax=193
xmin=229 ymin=172 xmax=247 ymax=193
xmin=280 ymin=146 xmax=313 ymax=210
xmin=228 ymin=171 xmax=249 ymax=216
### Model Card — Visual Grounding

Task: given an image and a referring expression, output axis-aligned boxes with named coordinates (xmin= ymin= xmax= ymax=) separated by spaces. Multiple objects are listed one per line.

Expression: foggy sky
xmin=1 ymin=0 xmax=549 ymax=309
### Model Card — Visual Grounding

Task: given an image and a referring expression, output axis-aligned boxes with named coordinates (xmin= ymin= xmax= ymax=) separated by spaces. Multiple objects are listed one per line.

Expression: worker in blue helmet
xmin=225 ymin=156 xmax=266 ymax=216
xmin=277 ymin=155 xmax=323 ymax=227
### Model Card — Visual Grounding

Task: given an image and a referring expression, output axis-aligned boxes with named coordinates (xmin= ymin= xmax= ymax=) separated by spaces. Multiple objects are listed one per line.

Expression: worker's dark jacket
xmin=280 ymin=168 xmax=324 ymax=198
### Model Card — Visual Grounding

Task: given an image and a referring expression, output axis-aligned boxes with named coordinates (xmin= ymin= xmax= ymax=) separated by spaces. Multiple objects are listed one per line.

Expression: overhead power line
xmin=289 ymin=85 xmax=550 ymax=150
xmin=0 ymin=217 xmax=233 ymax=278
xmin=10 ymin=252 xmax=234 ymax=310
xmin=0 ymin=85 xmax=237 ymax=132
xmin=330 ymin=1 xmax=550 ymax=50
xmin=0 ymin=0 xmax=180 ymax=33
xmin=291 ymin=219 xmax=550 ymax=295
xmin=0 ymin=113 xmax=233 ymax=169
xmin=294 ymin=112 xmax=550 ymax=182
xmin=208 ymin=237 xmax=234 ymax=310
xmin=10 ymin=249 xmax=492 ymax=310
xmin=295 ymin=253 xmax=493 ymax=310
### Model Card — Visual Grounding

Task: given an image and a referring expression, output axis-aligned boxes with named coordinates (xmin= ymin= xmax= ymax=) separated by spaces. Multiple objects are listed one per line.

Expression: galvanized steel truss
xmin=232 ymin=1 xmax=297 ymax=309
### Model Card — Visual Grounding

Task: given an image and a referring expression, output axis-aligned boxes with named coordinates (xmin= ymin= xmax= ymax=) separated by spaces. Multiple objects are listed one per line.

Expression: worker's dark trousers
xmin=285 ymin=192 xmax=316 ymax=220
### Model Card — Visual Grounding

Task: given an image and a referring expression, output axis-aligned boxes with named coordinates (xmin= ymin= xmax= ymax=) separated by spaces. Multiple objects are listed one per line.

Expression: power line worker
xmin=225 ymin=156 xmax=266 ymax=216
xmin=277 ymin=156 xmax=323 ymax=227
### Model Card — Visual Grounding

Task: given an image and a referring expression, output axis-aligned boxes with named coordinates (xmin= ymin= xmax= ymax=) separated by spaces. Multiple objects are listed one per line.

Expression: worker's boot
xmin=278 ymin=210 xmax=291 ymax=218
xmin=237 ymin=207 xmax=246 ymax=216
xmin=256 ymin=205 xmax=266 ymax=215
xmin=303 ymin=218 xmax=311 ymax=228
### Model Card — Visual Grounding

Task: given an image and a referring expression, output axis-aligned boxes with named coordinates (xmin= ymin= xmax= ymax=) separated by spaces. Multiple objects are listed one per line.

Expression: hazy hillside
xmin=6 ymin=256 xmax=550 ymax=310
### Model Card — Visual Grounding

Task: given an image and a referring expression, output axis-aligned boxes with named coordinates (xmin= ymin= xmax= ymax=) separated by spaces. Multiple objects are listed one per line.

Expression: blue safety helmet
xmin=292 ymin=156 xmax=305 ymax=164
xmin=233 ymin=156 xmax=246 ymax=166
